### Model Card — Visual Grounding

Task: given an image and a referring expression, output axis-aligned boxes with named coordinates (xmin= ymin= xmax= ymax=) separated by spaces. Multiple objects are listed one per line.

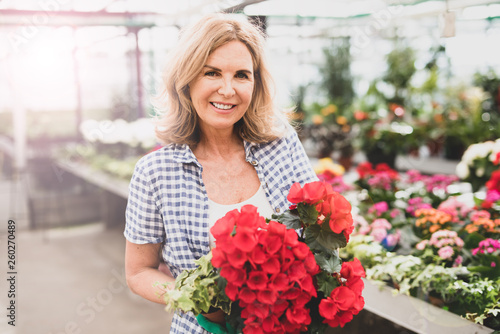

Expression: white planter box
xmin=363 ymin=279 xmax=493 ymax=334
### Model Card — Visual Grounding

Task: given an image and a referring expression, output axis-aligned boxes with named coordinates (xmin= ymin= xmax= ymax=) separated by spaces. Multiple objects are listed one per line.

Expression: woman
xmin=124 ymin=14 xmax=318 ymax=333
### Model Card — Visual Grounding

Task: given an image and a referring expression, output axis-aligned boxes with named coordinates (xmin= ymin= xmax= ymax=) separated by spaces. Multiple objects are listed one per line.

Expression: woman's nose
xmin=218 ymin=78 xmax=235 ymax=97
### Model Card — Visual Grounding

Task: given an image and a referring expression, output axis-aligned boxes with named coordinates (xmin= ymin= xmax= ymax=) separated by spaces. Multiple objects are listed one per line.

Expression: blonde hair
xmin=154 ymin=14 xmax=287 ymax=146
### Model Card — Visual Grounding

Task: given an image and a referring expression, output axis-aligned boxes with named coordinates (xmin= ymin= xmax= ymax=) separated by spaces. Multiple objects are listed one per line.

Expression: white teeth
xmin=212 ymin=102 xmax=233 ymax=110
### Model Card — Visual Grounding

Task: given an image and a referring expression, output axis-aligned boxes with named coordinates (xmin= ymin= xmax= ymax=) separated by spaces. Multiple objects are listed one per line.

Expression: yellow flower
xmin=314 ymin=157 xmax=345 ymax=176
xmin=321 ymin=104 xmax=337 ymax=116
xmin=336 ymin=116 xmax=348 ymax=125
xmin=312 ymin=115 xmax=324 ymax=125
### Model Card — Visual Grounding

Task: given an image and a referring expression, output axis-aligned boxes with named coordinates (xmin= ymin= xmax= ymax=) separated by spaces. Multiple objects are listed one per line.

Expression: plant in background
xmin=382 ymin=45 xmax=416 ymax=106
xmin=297 ymin=37 xmax=355 ymax=163
xmin=355 ymin=162 xmax=399 ymax=204
xmin=436 ymin=196 xmax=473 ymax=224
xmin=456 ymin=139 xmax=500 ymax=192
xmin=314 ymin=158 xmax=353 ymax=193
xmin=413 ymin=208 xmax=453 ymax=238
xmin=320 ymin=38 xmax=354 ymax=112
xmin=414 ymin=230 xmax=464 ymax=267
xmin=468 ymin=238 xmax=500 ymax=279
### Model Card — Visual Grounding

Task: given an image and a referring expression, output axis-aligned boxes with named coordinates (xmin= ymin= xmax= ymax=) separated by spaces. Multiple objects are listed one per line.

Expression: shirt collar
xmin=171 ymin=140 xmax=259 ymax=165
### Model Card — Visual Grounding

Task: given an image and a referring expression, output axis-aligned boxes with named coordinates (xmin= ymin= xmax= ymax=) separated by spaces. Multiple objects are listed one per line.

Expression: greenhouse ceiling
xmin=0 ymin=0 xmax=499 ymax=28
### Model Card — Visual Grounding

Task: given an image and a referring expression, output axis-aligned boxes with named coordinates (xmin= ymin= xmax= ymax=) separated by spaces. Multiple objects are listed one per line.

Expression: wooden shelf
xmin=55 ymin=160 xmax=129 ymax=198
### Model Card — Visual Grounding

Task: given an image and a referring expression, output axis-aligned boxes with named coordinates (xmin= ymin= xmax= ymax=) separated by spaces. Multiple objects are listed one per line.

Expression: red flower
xmin=287 ymin=181 xmax=326 ymax=204
xmin=356 ymin=162 xmax=374 ymax=179
xmin=318 ymin=297 xmax=338 ymax=319
xmin=220 ymin=265 xmax=246 ymax=287
xmin=211 ymin=209 xmax=237 ymax=240
xmin=340 ymin=258 xmax=366 ymax=286
xmin=239 ymin=288 xmax=257 ymax=304
xmin=257 ymin=289 xmax=278 ymax=305
xmin=269 ymin=273 xmax=290 ymax=291
xmin=486 ymin=170 xmax=500 ymax=192
xmin=494 ymin=152 xmax=500 ymax=165
xmin=233 ymin=230 xmax=258 ymax=253
xmin=225 ymin=282 xmax=239 ymax=300
xmin=318 ymin=261 xmax=365 ymax=329
xmin=208 ymin=184 xmax=361 ymax=333
xmin=247 ymin=271 xmax=268 ymax=290
xmin=319 ymin=286 xmax=363 ymax=328
xmin=227 ymin=248 xmax=248 ymax=269
xmin=286 ymin=306 xmax=311 ymax=325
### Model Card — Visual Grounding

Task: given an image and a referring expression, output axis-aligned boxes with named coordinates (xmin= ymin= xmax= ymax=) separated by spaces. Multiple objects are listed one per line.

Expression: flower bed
xmin=320 ymin=156 xmax=500 ymax=331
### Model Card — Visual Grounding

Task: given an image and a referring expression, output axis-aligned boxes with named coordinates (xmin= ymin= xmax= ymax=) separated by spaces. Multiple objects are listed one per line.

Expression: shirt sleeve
xmin=124 ymin=159 xmax=166 ymax=244
xmin=286 ymin=129 xmax=319 ymax=185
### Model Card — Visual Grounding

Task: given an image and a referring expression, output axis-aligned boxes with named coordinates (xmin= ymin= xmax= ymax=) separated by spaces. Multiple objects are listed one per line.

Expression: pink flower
xmin=390 ymin=209 xmax=402 ymax=219
xmin=384 ymin=231 xmax=400 ymax=248
xmin=368 ymin=202 xmax=389 ymax=216
xmin=491 ymin=262 xmax=497 ymax=267
xmin=370 ymin=228 xmax=387 ymax=243
xmin=470 ymin=210 xmax=491 ymax=221
xmin=486 ymin=189 xmax=500 ymax=202
xmin=438 ymin=246 xmax=454 ymax=260
xmin=416 ymin=240 xmax=428 ymax=250
xmin=358 ymin=226 xmax=371 ymax=235
xmin=371 ymin=218 xmax=391 ymax=230
xmin=406 ymin=197 xmax=432 ymax=216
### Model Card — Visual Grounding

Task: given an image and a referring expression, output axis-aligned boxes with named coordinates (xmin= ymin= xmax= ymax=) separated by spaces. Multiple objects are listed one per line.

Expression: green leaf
xmin=318 ymin=228 xmax=347 ymax=250
xmin=316 ymin=271 xmax=341 ymax=296
xmin=297 ymin=203 xmax=319 ymax=225
xmin=273 ymin=210 xmax=302 ymax=230
xmin=315 ymin=251 xmax=342 ymax=274
xmin=174 ymin=293 xmax=197 ymax=312
xmin=195 ymin=253 xmax=213 ymax=276
xmin=305 ymin=222 xmax=347 ymax=250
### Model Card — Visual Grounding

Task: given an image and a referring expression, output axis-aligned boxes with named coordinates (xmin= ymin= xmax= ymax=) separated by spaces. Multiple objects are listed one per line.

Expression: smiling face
xmin=189 ymin=40 xmax=255 ymax=137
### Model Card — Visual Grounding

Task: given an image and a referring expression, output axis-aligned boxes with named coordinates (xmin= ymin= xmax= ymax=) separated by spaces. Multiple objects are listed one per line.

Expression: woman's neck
xmin=192 ymin=129 xmax=244 ymax=160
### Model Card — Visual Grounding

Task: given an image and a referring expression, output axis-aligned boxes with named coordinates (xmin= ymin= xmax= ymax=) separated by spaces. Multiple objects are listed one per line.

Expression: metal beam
xmin=221 ymin=0 xmax=269 ymax=13
xmin=0 ymin=9 xmax=160 ymax=27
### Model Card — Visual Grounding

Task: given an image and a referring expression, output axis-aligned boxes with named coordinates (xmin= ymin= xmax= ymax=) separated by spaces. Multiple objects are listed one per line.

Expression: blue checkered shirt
xmin=124 ymin=129 xmax=318 ymax=333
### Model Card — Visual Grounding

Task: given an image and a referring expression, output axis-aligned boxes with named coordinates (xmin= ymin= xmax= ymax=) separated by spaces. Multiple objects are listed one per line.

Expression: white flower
xmin=79 ymin=119 xmax=101 ymax=142
xmin=455 ymin=161 xmax=469 ymax=179
xmin=101 ymin=119 xmax=128 ymax=144
xmin=476 ymin=167 xmax=485 ymax=177
xmin=130 ymin=118 xmax=156 ymax=149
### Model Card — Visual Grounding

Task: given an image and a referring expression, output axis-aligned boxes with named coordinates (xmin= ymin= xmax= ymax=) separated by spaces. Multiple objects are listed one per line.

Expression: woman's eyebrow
xmin=203 ymin=65 xmax=221 ymax=71
xmin=203 ymin=64 xmax=253 ymax=75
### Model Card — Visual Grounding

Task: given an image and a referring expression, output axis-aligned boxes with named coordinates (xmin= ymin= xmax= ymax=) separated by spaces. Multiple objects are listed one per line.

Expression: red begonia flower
xmin=225 ymin=282 xmax=239 ymax=301
xmin=210 ymin=209 xmax=237 ymax=239
xmin=257 ymin=289 xmax=278 ymax=305
xmin=239 ymin=287 xmax=257 ymax=304
xmin=285 ymin=306 xmax=311 ymax=325
xmin=247 ymin=271 xmax=268 ymax=290
xmin=319 ymin=297 xmax=338 ymax=320
xmin=233 ymin=230 xmax=258 ymax=253
xmin=330 ymin=286 xmax=356 ymax=311
xmin=262 ymin=256 xmax=281 ymax=274
xmin=220 ymin=265 xmax=246 ymax=287
xmin=227 ymin=247 xmax=248 ymax=269
xmin=292 ymin=242 xmax=310 ymax=260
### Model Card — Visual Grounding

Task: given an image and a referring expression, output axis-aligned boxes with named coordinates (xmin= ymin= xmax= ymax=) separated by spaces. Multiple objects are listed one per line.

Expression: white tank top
xmin=207 ymin=184 xmax=274 ymax=249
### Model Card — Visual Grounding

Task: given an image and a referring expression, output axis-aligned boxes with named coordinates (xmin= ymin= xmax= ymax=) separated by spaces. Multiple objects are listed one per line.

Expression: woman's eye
xmin=236 ymin=72 xmax=249 ymax=79
xmin=205 ymin=71 xmax=218 ymax=77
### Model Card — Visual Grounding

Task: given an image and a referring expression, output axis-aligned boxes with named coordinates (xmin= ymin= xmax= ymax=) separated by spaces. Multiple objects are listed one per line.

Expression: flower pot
xmin=443 ymin=136 xmax=465 ymax=161
xmin=365 ymin=147 xmax=397 ymax=169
